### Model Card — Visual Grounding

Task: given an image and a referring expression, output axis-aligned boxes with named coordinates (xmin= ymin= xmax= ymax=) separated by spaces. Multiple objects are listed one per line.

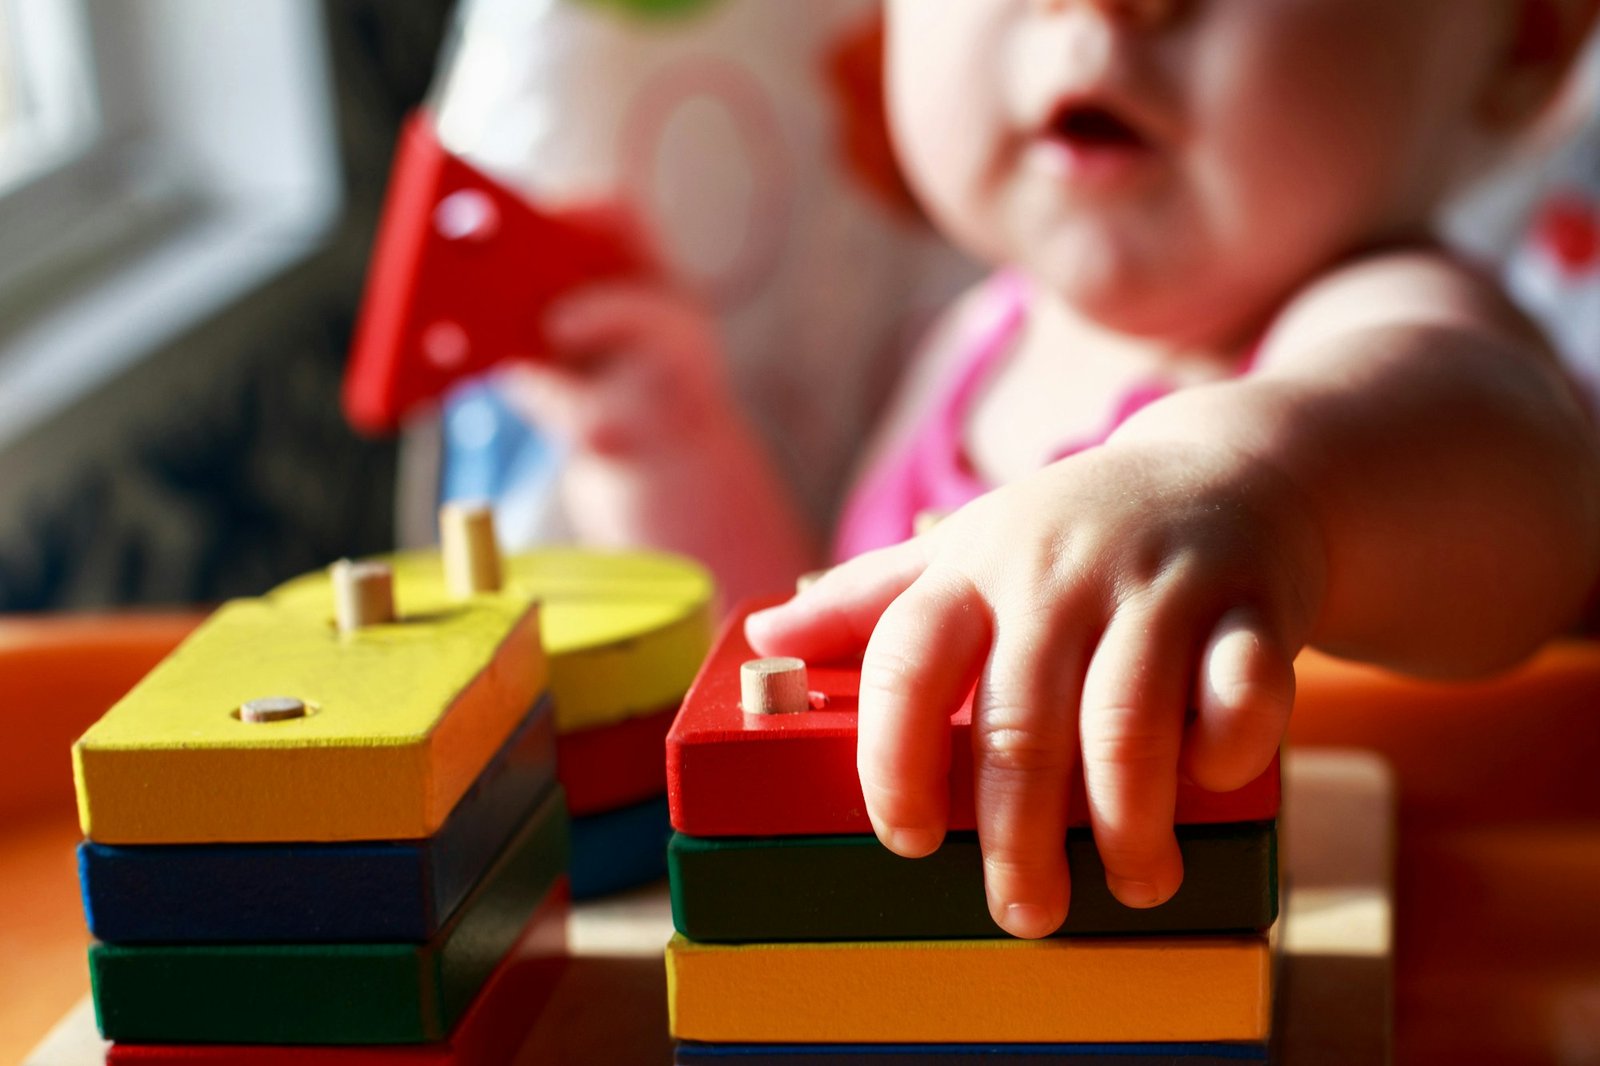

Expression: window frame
xmin=0 ymin=0 xmax=342 ymax=452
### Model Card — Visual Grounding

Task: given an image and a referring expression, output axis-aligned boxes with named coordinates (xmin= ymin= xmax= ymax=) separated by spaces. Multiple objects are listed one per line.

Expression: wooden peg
xmin=331 ymin=559 xmax=396 ymax=633
xmin=240 ymin=697 xmax=307 ymax=724
xmin=441 ymin=501 xmax=503 ymax=597
xmin=741 ymin=657 xmax=809 ymax=716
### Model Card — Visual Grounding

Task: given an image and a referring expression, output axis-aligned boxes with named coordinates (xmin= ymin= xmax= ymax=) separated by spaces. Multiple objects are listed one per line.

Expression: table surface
xmin=22 ymin=748 xmax=1393 ymax=1066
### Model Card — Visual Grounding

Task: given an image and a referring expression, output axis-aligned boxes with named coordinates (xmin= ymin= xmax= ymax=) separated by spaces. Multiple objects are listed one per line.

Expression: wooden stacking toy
xmin=73 ymin=510 xmax=571 ymax=1058
xmin=276 ymin=541 xmax=716 ymax=899
xmin=665 ymin=601 xmax=1283 ymax=1061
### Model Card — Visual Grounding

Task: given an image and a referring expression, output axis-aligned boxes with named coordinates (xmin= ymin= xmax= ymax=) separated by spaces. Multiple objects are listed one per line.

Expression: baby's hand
xmin=503 ymin=282 xmax=733 ymax=458
xmin=745 ymin=440 xmax=1325 ymax=938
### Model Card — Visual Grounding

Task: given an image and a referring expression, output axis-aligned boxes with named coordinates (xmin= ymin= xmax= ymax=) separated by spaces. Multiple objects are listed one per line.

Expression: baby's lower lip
xmin=1026 ymin=136 xmax=1154 ymax=187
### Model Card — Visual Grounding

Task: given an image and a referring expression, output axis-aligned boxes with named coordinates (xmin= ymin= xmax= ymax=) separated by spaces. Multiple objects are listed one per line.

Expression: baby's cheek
xmin=884 ymin=2 xmax=1020 ymax=265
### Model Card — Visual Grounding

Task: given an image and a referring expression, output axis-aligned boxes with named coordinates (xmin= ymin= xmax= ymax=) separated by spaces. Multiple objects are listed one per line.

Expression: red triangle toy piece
xmin=343 ymin=111 xmax=652 ymax=435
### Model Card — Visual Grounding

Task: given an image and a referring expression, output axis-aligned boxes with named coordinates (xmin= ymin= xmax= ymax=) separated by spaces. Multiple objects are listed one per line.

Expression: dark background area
xmin=0 ymin=0 xmax=454 ymax=611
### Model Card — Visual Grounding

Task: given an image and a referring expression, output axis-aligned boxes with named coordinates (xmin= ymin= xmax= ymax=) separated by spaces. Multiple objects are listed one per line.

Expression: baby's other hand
xmin=746 ymin=442 xmax=1324 ymax=938
xmin=503 ymin=282 xmax=733 ymax=458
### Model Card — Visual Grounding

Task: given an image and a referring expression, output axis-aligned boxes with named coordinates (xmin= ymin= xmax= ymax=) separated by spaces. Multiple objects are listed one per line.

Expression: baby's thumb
xmin=745 ymin=537 xmax=933 ymax=663
xmin=1179 ymin=607 xmax=1295 ymax=793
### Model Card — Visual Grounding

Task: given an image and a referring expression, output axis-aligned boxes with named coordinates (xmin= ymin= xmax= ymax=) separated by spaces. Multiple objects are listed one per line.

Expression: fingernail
xmin=1109 ymin=879 xmax=1167 ymax=908
xmin=1003 ymin=903 xmax=1060 ymax=939
xmin=883 ymin=827 xmax=942 ymax=858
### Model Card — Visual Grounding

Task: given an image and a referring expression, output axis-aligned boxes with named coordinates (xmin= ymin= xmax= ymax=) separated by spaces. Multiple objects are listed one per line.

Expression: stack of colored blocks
xmin=72 ymin=554 xmax=571 ymax=1062
xmin=295 ymin=546 xmax=717 ymax=899
xmin=665 ymin=603 xmax=1285 ymax=1063
xmin=511 ymin=549 xmax=714 ymax=899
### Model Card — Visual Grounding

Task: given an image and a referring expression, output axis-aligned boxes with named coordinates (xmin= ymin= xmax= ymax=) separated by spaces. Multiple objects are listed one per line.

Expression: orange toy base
xmin=666 ymin=929 xmax=1274 ymax=1044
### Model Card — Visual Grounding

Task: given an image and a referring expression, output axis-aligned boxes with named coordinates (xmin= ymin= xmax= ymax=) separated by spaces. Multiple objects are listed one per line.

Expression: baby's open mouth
xmin=1046 ymin=103 xmax=1147 ymax=150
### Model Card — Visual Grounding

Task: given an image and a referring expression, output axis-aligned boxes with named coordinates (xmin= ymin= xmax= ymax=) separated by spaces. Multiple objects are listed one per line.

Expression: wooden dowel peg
xmin=441 ymin=501 xmax=503 ymax=597
xmin=240 ymin=697 xmax=307 ymax=724
xmin=331 ymin=559 xmax=396 ymax=633
xmin=741 ymin=657 xmax=810 ymax=716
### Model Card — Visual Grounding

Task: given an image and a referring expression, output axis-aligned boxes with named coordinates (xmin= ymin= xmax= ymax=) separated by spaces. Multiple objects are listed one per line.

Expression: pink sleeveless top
xmin=834 ymin=272 xmax=1219 ymax=561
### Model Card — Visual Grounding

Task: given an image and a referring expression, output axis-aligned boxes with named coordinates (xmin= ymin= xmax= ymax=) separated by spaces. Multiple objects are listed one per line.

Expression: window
xmin=0 ymin=0 xmax=340 ymax=452
xmin=0 ymin=0 xmax=96 ymax=194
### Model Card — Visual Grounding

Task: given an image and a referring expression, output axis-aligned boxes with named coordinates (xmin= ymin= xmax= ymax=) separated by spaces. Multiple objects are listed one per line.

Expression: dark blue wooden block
xmin=675 ymin=1043 xmax=1269 ymax=1064
xmin=569 ymin=793 xmax=672 ymax=899
xmin=79 ymin=693 xmax=556 ymax=943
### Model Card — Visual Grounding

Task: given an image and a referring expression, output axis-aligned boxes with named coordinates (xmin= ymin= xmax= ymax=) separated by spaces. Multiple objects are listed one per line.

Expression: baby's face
xmin=887 ymin=0 xmax=1510 ymax=342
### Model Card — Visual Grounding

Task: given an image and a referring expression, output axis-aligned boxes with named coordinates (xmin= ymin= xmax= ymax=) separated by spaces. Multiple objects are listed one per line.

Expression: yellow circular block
xmin=274 ymin=547 xmax=716 ymax=734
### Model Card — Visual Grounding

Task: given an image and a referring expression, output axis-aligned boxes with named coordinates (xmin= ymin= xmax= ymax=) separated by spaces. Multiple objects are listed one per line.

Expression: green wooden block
xmin=669 ymin=820 xmax=1276 ymax=942
xmin=90 ymin=789 xmax=568 ymax=1045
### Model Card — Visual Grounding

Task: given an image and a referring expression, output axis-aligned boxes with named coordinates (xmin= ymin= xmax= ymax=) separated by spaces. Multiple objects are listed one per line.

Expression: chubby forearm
xmin=561 ymin=415 xmax=821 ymax=609
xmin=1113 ymin=321 xmax=1600 ymax=676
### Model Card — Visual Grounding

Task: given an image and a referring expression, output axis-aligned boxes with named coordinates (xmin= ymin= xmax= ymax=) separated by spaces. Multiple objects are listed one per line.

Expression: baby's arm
xmin=747 ymin=250 xmax=1600 ymax=938
xmin=504 ymin=283 xmax=818 ymax=606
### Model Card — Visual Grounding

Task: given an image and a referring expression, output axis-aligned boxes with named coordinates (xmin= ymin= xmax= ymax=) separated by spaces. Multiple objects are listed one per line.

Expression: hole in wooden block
xmin=331 ymin=559 xmax=396 ymax=633
xmin=433 ymin=188 xmax=499 ymax=242
xmin=238 ymin=697 xmax=309 ymax=724
xmin=440 ymin=501 xmax=503 ymax=597
xmin=422 ymin=320 xmax=471 ymax=369
xmin=741 ymin=657 xmax=809 ymax=715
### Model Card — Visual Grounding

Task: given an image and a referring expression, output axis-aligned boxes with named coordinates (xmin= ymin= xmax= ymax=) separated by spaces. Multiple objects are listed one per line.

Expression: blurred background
xmin=0 ymin=0 xmax=1595 ymax=613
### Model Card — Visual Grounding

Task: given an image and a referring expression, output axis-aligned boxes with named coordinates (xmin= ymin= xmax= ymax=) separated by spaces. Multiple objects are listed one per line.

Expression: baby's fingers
xmin=972 ymin=611 xmax=1089 ymax=939
xmin=1079 ymin=599 xmax=1188 ymax=909
xmin=544 ymin=283 xmax=708 ymax=364
xmin=857 ymin=568 xmax=991 ymax=860
xmin=1180 ymin=608 xmax=1295 ymax=793
xmin=745 ymin=539 xmax=931 ymax=662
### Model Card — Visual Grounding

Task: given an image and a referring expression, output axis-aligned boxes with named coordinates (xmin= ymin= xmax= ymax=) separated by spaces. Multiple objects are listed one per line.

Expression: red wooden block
xmin=667 ymin=603 xmax=1280 ymax=837
xmin=343 ymin=111 xmax=651 ymax=435
xmin=103 ymin=880 xmax=570 ymax=1064
xmin=557 ymin=703 xmax=676 ymax=817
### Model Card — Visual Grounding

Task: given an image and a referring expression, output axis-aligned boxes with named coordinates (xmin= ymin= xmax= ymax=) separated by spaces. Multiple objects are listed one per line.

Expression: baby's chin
xmin=1010 ymin=224 xmax=1272 ymax=348
xmin=1019 ymin=245 xmax=1202 ymax=339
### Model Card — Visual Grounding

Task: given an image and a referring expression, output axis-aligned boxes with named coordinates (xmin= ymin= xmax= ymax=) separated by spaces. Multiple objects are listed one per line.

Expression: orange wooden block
xmin=666 ymin=929 xmax=1275 ymax=1045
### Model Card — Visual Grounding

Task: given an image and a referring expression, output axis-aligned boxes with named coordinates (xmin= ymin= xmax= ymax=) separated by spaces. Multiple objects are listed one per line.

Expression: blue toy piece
xmin=674 ymin=1044 xmax=1269 ymax=1064
xmin=80 ymin=695 xmax=556 ymax=943
xmin=89 ymin=790 xmax=570 ymax=1045
xmin=568 ymin=793 xmax=673 ymax=899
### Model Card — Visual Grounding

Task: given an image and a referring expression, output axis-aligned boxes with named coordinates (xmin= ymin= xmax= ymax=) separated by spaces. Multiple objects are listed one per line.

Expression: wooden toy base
xmin=101 ymin=882 xmax=570 ymax=1064
xmin=81 ymin=696 xmax=556 ymax=943
xmin=90 ymin=791 xmax=568 ymax=1045
xmin=24 ymin=750 xmax=1393 ymax=1066
xmin=669 ymin=820 xmax=1276 ymax=942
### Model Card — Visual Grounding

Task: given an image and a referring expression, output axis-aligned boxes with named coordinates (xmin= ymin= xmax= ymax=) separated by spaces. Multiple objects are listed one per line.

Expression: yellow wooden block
xmin=274 ymin=547 xmax=715 ymax=733
xmin=665 ymin=929 xmax=1274 ymax=1044
xmin=73 ymin=580 xmax=546 ymax=845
